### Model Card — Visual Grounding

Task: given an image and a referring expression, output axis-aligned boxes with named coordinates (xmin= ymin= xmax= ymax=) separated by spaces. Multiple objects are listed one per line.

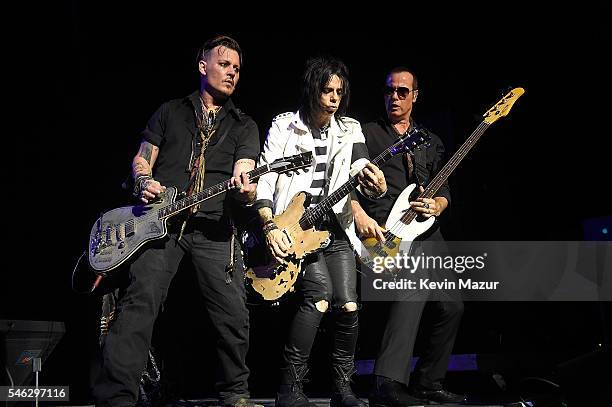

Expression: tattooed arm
xmin=132 ymin=141 xmax=159 ymax=178
xmin=132 ymin=141 xmax=165 ymax=203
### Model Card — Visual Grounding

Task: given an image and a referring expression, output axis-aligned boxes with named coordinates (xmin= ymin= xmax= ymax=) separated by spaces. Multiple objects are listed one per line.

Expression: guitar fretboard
xmin=299 ymin=129 xmax=423 ymax=229
xmin=158 ymin=165 xmax=270 ymax=219
xmin=400 ymin=121 xmax=490 ymax=225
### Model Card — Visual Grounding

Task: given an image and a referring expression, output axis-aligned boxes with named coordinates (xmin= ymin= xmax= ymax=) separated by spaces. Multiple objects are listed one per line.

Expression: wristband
xmin=263 ymin=220 xmax=278 ymax=235
xmin=133 ymin=175 xmax=152 ymax=198
xmin=366 ymin=187 xmax=386 ymax=200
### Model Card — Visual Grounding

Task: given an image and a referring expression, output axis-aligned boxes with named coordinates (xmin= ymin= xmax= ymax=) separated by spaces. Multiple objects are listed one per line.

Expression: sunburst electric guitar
xmin=243 ymin=128 xmax=431 ymax=303
xmin=359 ymin=88 xmax=525 ymax=270
xmin=88 ymin=152 xmax=313 ymax=274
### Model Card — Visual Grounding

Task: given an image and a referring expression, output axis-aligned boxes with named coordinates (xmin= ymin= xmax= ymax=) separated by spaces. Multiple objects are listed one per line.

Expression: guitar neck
xmin=299 ymin=135 xmax=409 ymax=229
xmin=402 ymin=121 xmax=491 ymax=224
xmin=158 ymin=165 xmax=271 ymax=219
xmin=398 ymin=87 xmax=524 ymax=224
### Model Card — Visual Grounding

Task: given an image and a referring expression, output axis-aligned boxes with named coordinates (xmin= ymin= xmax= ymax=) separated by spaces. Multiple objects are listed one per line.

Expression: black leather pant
xmin=282 ymin=220 xmax=359 ymax=372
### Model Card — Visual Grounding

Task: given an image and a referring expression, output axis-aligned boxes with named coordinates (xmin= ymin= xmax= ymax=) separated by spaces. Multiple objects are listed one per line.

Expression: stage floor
xmin=66 ymin=398 xmax=510 ymax=407
xmin=66 ymin=400 xmax=510 ymax=407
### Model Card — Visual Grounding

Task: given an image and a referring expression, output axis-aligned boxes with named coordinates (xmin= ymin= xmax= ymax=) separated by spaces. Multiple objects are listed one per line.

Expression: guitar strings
xmin=279 ymin=132 xmax=422 ymax=244
xmin=107 ymin=166 xmax=272 ymax=237
xmin=385 ymin=121 xmax=489 ymax=238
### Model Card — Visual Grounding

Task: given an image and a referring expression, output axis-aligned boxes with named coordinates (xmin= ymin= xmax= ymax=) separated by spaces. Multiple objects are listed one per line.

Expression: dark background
xmin=3 ymin=1 xmax=612 ymax=405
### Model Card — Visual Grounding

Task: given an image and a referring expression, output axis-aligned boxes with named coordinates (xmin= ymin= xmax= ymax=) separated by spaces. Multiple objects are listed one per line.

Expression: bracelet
xmin=366 ymin=187 xmax=386 ymax=200
xmin=263 ymin=220 xmax=278 ymax=235
xmin=236 ymin=158 xmax=254 ymax=165
xmin=133 ymin=175 xmax=152 ymax=197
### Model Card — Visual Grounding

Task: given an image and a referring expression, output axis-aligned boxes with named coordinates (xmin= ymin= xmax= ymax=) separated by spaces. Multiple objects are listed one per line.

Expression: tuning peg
xmin=501 ymin=86 xmax=513 ymax=96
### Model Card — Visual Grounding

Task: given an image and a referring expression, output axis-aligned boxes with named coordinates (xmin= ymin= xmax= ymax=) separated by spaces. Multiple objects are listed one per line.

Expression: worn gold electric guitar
xmin=243 ymin=128 xmax=431 ymax=303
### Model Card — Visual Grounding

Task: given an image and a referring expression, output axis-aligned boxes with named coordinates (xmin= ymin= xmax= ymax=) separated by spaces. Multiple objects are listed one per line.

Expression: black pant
xmin=374 ymin=300 xmax=463 ymax=390
xmin=282 ymin=226 xmax=359 ymax=370
xmin=92 ymin=221 xmax=250 ymax=407
xmin=374 ymin=236 xmax=463 ymax=390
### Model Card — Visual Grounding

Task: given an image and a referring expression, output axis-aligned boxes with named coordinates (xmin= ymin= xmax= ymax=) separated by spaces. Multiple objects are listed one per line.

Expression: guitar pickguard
xmin=359 ymin=183 xmax=435 ymax=272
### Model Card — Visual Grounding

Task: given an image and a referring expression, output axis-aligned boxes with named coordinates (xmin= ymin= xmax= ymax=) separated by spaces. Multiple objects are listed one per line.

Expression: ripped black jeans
xmin=282 ymin=224 xmax=359 ymax=371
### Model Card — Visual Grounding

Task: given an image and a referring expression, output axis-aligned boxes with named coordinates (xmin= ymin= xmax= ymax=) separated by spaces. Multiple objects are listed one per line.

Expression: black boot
xmin=275 ymin=365 xmax=318 ymax=407
xmin=330 ymin=363 xmax=367 ymax=407
xmin=369 ymin=375 xmax=425 ymax=407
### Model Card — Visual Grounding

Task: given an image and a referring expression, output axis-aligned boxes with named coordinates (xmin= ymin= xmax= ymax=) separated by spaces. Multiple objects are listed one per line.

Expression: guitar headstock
xmin=269 ymin=152 xmax=314 ymax=175
xmin=483 ymin=87 xmax=525 ymax=124
xmin=390 ymin=126 xmax=432 ymax=156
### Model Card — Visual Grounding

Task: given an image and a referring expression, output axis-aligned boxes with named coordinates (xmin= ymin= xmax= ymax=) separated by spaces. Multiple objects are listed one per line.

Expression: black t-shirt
xmin=142 ymin=91 xmax=260 ymax=222
xmin=358 ymin=118 xmax=451 ymax=235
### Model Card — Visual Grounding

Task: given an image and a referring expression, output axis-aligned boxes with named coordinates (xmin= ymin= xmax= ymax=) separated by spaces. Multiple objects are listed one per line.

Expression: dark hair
xmin=196 ymin=35 xmax=243 ymax=66
xmin=387 ymin=66 xmax=419 ymax=90
xmin=300 ymin=56 xmax=351 ymax=129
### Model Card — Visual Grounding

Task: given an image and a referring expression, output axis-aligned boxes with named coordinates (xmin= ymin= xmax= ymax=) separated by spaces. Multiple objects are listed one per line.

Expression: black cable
xmin=519 ymin=376 xmax=561 ymax=389
xmin=517 ymin=376 xmax=566 ymax=407
xmin=71 ymin=250 xmax=98 ymax=294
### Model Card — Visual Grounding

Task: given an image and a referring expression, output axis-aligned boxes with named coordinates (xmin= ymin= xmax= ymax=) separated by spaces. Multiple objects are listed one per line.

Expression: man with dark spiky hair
xmin=92 ymin=35 xmax=261 ymax=407
xmin=254 ymin=56 xmax=387 ymax=407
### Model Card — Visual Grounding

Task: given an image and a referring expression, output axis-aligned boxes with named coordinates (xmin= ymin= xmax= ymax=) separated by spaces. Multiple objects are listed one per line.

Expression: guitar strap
xmin=404 ymin=152 xmax=414 ymax=181
xmin=391 ymin=119 xmax=422 ymax=187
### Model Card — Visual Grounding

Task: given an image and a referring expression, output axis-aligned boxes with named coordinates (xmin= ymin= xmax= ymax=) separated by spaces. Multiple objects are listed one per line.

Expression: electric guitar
xmin=88 ymin=152 xmax=313 ymax=274
xmin=359 ymin=88 xmax=525 ymax=271
xmin=243 ymin=128 xmax=431 ymax=303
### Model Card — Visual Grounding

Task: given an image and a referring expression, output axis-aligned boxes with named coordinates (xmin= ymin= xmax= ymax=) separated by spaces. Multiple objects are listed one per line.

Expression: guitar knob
xmin=94 ymin=240 xmax=104 ymax=254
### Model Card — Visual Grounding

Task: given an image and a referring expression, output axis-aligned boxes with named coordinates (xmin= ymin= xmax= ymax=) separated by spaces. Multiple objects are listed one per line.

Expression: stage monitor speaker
xmin=0 ymin=320 xmax=65 ymax=387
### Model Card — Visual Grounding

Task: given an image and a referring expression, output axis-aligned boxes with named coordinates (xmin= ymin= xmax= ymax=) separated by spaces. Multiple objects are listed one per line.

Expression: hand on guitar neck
xmin=229 ymin=171 xmax=257 ymax=203
xmin=410 ymin=185 xmax=448 ymax=218
xmin=352 ymin=185 xmax=448 ymax=243
xmin=230 ymin=159 xmax=257 ymax=202
xmin=357 ymin=162 xmax=387 ymax=198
